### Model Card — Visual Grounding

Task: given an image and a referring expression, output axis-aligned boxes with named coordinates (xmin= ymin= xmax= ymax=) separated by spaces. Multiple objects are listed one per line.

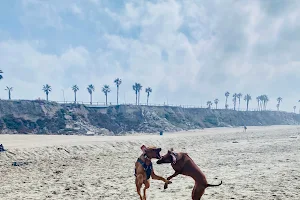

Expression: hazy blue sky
xmin=0 ymin=0 xmax=299 ymax=112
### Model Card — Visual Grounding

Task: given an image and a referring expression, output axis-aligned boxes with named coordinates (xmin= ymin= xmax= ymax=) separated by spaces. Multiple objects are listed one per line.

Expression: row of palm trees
xmin=0 ymin=72 xmax=151 ymax=106
xmin=41 ymin=78 xmax=153 ymax=106
xmin=206 ymin=92 xmax=298 ymax=113
xmin=0 ymin=69 xmax=299 ymax=112
xmin=208 ymin=92 xmax=250 ymax=111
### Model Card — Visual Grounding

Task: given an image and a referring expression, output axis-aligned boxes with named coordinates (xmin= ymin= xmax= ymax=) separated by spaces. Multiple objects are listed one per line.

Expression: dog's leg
xmin=151 ymin=170 xmax=171 ymax=184
xmin=167 ymin=171 xmax=180 ymax=180
xmin=143 ymin=180 xmax=150 ymax=200
xmin=135 ymin=175 xmax=144 ymax=200
xmin=164 ymin=171 xmax=180 ymax=189
xmin=192 ymin=184 xmax=205 ymax=200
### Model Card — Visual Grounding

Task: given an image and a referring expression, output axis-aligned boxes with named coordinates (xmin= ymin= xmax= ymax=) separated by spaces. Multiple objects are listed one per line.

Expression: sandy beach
xmin=0 ymin=125 xmax=300 ymax=200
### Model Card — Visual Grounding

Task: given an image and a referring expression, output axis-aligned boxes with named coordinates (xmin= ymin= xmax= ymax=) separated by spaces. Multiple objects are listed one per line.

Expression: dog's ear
xmin=141 ymin=145 xmax=147 ymax=153
xmin=170 ymin=148 xmax=174 ymax=152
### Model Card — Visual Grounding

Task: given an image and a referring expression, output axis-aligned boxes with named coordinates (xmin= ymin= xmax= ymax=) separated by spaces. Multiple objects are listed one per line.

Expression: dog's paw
xmin=164 ymin=183 xmax=168 ymax=189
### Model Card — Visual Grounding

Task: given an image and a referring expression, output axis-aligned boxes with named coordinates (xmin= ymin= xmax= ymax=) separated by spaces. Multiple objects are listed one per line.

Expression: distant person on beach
xmin=0 ymin=144 xmax=5 ymax=152
xmin=243 ymin=125 xmax=247 ymax=132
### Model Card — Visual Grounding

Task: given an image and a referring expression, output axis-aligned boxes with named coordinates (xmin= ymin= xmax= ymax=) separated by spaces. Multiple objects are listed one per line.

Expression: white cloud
xmin=71 ymin=4 xmax=84 ymax=18
xmin=1 ymin=0 xmax=300 ymax=112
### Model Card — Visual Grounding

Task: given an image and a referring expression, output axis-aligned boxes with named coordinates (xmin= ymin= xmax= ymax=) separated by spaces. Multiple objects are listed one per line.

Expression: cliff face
xmin=0 ymin=100 xmax=300 ymax=135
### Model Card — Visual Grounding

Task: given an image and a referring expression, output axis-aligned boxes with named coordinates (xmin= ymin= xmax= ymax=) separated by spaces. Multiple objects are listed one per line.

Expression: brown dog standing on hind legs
xmin=134 ymin=145 xmax=172 ymax=200
xmin=157 ymin=148 xmax=222 ymax=200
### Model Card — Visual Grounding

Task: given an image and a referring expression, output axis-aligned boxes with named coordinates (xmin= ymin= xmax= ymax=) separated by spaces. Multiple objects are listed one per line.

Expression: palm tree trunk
xmin=246 ymin=100 xmax=249 ymax=111
xmin=138 ymin=91 xmax=140 ymax=105
xmin=106 ymin=94 xmax=108 ymax=106
xmin=216 ymin=104 xmax=218 ymax=109
xmin=117 ymin=86 xmax=119 ymax=105
xmin=147 ymin=94 xmax=149 ymax=105
xmin=259 ymin=102 xmax=262 ymax=111
xmin=8 ymin=91 xmax=11 ymax=100
xmin=225 ymin=97 xmax=228 ymax=108
xmin=90 ymin=93 xmax=92 ymax=105
xmin=238 ymin=99 xmax=241 ymax=110
xmin=135 ymin=91 xmax=138 ymax=105
xmin=75 ymin=92 xmax=77 ymax=103
xmin=234 ymin=99 xmax=236 ymax=110
xmin=46 ymin=93 xmax=48 ymax=101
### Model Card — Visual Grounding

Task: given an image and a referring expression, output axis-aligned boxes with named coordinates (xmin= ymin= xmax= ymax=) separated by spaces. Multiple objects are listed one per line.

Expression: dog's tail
xmin=207 ymin=180 xmax=222 ymax=187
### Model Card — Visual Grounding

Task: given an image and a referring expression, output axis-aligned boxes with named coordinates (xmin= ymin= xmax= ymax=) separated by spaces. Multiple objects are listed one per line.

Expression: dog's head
xmin=156 ymin=148 xmax=176 ymax=164
xmin=141 ymin=145 xmax=162 ymax=159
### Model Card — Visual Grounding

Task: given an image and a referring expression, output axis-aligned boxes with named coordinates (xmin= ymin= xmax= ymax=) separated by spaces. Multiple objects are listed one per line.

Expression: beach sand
xmin=0 ymin=125 xmax=300 ymax=200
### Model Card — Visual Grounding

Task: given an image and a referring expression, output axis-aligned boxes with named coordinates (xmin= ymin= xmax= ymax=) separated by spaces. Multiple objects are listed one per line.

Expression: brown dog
xmin=157 ymin=148 xmax=222 ymax=200
xmin=134 ymin=145 xmax=172 ymax=200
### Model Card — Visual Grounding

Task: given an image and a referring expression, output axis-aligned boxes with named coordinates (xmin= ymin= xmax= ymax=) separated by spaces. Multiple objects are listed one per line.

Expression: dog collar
xmin=143 ymin=154 xmax=151 ymax=161
xmin=171 ymin=152 xmax=178 ymax=164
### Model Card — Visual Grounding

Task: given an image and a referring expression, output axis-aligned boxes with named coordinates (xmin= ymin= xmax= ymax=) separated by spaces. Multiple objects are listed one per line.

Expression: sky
xmin=0 ymin=0 xmax=300 ymax=112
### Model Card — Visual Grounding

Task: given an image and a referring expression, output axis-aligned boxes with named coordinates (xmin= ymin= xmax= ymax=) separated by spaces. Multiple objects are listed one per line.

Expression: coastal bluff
xmin=0 ymin=100 xmax=299 ymax=135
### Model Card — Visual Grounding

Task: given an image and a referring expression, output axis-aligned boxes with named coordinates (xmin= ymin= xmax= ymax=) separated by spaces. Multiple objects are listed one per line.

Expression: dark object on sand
xmin=243 ymin=125 xmax=247 ymax=132
xmin=160 ymin=131 xmax=163 ymax=136
xmin=12 ymin=161 xmax=29 ymax=166
xmin=0 ymin=144 xmax=5 ymax=152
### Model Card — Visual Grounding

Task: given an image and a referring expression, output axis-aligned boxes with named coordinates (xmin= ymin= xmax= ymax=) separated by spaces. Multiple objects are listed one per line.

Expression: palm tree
xmin=277 ymin=97 xmax=282 ymax=111
xmin=72 ymin=85 xmax=79 ymax=103
xmin=262 ymin=95 xmax=269 ymax=110
xmin=232 ymin=93 xmax=238 ymax=110
xmin=114 ymin=78 xmax=122 ymax=105
xmin=42 ymin=84 xmax=52 ymax=101
xmin=256 ymin=96 xmax=260 ymax=111
xmin=225 ymin=91 xmax=230 ymax=109
xmin=207 ymin=101 xmax=213 ymax=109
xmin=132 ymin=83 xmax=142 ymax=105
xmin=214 ymin=99 xmax=219 ymax=109
xmin=102 ymin=85 xmax=111 ymax=106
xmin=0 ymin=70 xmax=3 ymax=80
xmin=137 ymin=83 xmax=142 ymax=105
xmin=256 ymin=95 xmax=269 ymax=111
xmin=87 ymin=84 xmax=95 ymax=105
xmin=293 ymin=106 xmax=296 ymax=113
xmin=257 ymin=95 xmax=266 ymax=111
xmin=244 ymin=94 xmax=252 ymax=111
xmin=5 ymin=86 xmax=13 ymax=100
xmin=145 ymin=87 xmax=152 ymax=106
xmin=237 ymin=93 xmax=243 ymax=110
